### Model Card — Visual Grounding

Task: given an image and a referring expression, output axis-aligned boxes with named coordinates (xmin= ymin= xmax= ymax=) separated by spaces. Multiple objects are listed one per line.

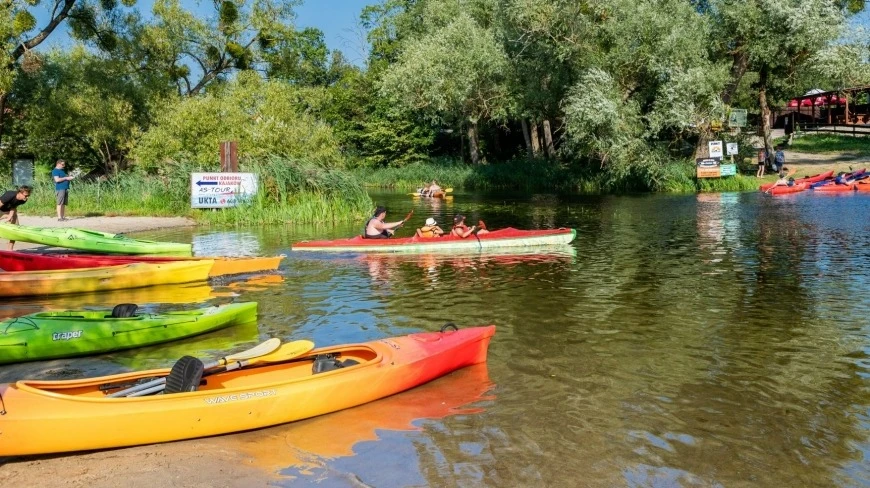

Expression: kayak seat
xmin=312 ymin=354 xmax=359 ymax=374
xmin=110 ymin=303 xmax=138 ymax=318
xmin=164 ymin=355 xmax=204 ymax=394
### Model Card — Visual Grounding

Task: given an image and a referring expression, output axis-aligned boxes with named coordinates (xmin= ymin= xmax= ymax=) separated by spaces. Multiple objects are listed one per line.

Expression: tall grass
xmin=1 ymin=157 xmax=372 ymax=225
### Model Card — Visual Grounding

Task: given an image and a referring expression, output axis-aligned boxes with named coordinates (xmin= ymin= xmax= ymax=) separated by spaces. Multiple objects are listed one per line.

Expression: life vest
xmin=418 ymin=225 xmax=439 ymax=238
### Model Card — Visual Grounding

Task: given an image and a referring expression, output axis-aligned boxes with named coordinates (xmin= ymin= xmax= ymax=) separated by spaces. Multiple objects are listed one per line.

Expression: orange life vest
xmin=418 ymin=225 xmax=439 ymax=238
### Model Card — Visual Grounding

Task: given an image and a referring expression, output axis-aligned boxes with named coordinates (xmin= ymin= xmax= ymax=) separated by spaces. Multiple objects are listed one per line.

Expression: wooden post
xmin=220 ymin=141 xmax=238 ymax=172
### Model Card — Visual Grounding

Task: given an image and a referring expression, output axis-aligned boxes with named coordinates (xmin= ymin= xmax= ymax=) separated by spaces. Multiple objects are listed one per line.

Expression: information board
xmin=696 ymin=158 xmax=721 ymax=178
xmin=190 ymin=172 xmax=258 ymax=209
xmin=719 ymin=164 xmax=737 ymax=177
xmin=726 ymin=143 xmax=738 ymax=156
xmin=708 ymin=141 xmax=724 ymax=159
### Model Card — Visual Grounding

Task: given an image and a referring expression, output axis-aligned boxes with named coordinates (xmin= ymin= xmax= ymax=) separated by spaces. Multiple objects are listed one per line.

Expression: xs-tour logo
xmin=52 ymin=330 xmax=83 ymax=341
xmin=204 ymin=389 xmax=277 ymax=404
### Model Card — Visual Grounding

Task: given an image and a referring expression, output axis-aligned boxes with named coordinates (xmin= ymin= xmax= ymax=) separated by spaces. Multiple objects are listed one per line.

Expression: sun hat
xmin=425 ymin=217 xmax=437 ymax=226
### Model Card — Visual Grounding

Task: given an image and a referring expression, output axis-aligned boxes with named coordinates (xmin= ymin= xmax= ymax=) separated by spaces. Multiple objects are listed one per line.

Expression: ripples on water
xmin=2 ymin=190 xmax=870 ymax=487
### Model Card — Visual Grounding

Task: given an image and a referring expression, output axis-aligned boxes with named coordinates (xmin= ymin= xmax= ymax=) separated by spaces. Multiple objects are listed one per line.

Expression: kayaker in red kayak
xmin=765 ymin=168 xmax=795 ymax=193
xmin=452 ymin=215 xmax=490 ymax=238
xmin=416 ymin=217 xmax=445 ymax=238
xmin=364 ymin=206 xmax=412 ymax=239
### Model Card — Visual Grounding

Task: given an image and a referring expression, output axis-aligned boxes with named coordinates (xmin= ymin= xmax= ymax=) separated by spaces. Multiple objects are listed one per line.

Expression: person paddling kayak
xmin=364 ymin=206 xmax=412 ymax=239
xmin=451 ymin=215 xmax=490 ymax=238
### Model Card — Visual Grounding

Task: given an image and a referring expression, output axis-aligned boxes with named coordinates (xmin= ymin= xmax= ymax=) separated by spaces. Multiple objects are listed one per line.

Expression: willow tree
xmin=703 ymin=0 xmax=853 ymax=159
xmin=379 ymin=12 xmax=511 ymax=164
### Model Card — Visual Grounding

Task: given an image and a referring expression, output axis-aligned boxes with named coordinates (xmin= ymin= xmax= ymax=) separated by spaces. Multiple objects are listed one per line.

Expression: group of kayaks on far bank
xmin=364 ymin=206 xmax=487 ymax=240
xmin=761 ymin=168 xmax=870 ymax=195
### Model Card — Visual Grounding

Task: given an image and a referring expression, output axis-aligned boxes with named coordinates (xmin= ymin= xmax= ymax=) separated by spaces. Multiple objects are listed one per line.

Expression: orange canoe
xmin=0 ymin=325 xmax=495 ymax=456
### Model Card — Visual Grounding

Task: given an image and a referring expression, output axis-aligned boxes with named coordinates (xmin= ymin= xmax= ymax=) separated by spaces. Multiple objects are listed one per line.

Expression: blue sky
xmin=35 ymin=0 xmax=375 ymax=63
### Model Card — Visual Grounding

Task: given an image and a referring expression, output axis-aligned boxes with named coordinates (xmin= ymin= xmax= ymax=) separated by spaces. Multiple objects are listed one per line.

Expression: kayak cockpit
xmin=15 ymin=345 xmax=382 ymax=400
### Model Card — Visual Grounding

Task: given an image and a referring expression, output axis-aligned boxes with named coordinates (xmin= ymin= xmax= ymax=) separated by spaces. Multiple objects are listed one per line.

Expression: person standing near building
xmin=52 ymin=159 xmax=74 ymax=221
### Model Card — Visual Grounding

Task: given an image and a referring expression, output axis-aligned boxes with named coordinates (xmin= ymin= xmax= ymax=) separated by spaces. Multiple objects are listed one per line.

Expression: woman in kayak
xmin=416 ymin=217 xmax=444 ymax=238
xmin=451 ymin=215 xmax=490 ymax=238
xmin=364 ymin=206 xmax=411 ymax=239
xmin=765 ymin=169 xmax=795 ymax=193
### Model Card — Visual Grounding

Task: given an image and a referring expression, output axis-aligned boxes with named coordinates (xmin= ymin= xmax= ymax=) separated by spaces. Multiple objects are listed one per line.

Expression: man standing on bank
xmin=52 ymin=159 xmax=74 ymax=221
xmin=0 ymin=185 xmax=31 ymax=250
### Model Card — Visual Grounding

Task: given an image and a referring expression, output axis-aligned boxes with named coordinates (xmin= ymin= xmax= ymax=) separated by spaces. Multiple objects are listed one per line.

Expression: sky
xmin=34 ymin=0 xmax=375 ymax=64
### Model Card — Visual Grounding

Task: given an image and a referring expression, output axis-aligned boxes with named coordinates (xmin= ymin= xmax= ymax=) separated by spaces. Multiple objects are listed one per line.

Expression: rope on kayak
xmin=441 ymin=323 xmax=459 ymax=332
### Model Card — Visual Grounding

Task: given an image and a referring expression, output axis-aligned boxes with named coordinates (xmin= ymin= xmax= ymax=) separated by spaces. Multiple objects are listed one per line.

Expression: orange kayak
xmin=0 ymin=325 xmax=495 ymax=456
xmin=759 ymin=171 xmax=833 ymax=191
xmin=767 ymin=183 xmax=808 ymax=195
xmin=812 ymin=183 xmax=856 ymax=193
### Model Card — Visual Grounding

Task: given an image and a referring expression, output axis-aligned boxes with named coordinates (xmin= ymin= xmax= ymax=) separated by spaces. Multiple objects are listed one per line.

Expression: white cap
xmin=425 ymin=217 xmax=437 ymax=226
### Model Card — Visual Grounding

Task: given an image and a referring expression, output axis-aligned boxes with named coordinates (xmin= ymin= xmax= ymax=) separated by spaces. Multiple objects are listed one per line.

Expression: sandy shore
xmin=2 ymin=216 xmax=196 ymax=251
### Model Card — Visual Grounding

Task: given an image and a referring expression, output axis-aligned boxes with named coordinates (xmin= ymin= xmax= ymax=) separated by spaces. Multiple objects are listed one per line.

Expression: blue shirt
xmin=52 ymin=168 xmax=70 ymax=191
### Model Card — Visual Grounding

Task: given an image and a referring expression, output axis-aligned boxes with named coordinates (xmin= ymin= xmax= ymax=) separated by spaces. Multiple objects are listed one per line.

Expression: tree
xmin=380 ymin=12 xmax=510 ymax=164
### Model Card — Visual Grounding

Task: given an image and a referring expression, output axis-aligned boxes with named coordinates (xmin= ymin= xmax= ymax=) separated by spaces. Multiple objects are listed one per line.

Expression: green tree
xmin=379 ymin=11 xmax=510 ymax=164
xmin=131 ymin=71 xmax=343 ymax=169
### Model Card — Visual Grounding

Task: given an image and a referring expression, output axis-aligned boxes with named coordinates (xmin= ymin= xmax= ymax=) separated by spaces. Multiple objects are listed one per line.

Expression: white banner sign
xmin=708 ymin=140 xmax=724 ymax=159
xmin=191 ymin=172 xmax=258 ymax=209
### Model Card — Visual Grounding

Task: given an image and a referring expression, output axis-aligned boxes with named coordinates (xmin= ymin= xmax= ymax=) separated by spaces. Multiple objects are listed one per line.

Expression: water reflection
xmin=223 ymin=364 xmax=495 ymax=485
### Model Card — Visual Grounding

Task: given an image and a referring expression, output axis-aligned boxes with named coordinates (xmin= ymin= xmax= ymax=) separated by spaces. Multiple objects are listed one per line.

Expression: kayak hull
xmin=0 ymin=325 xmax=495 ymax=456
xmin=768 ymin=183 xmax=808 ymax=195
xmin=293 ymin=227 xmax=577 ymax=252
xmin=0 ymin=261 xmax=212 ymax=297
xmin=0 ymin=224 xmax=191 ymax=255
xmin=812 ymin=184 xmax=856 ymax=193
xmin=759 ymin=171 xmax=833 ymax=191
xmin=0 ymin=302 xmax=257 ymax=364
xmin=0 ymin=251 xmax=283 ymax=277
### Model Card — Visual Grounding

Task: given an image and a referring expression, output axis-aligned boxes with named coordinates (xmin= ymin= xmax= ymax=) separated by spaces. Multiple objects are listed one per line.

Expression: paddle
xmin=107 ymin=338 xmax=282 ymax=398
xmin=126 ymin=340 xmax=316 ymax=397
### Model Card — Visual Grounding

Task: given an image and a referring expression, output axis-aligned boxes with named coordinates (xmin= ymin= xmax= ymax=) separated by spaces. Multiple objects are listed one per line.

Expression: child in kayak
xmin=451 ymin=215 xmax=490 ymax=238
xmin=416 ymin=217 xmax=444 ymax=238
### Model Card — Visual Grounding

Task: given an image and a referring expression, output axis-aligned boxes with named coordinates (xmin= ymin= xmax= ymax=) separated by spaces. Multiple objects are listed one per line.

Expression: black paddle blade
xmin=110 ymin=303 xmax=138 ymax=318
xmin=164 ymin=356 xmax=204 ymax=394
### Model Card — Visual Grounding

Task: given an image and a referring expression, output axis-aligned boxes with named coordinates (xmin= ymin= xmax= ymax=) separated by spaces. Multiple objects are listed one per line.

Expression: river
xmin=2 ymin=189 xmax=869 ymax=487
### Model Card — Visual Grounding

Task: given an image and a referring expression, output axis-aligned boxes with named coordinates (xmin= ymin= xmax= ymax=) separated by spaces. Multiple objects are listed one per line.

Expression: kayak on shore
xmin=0 ymin=261 xmax=212 ymax=297
xmin=810 ymin=168 xmax=867 ymax=189
xmin=759 ymin=170 xmax=833 ymax=192
xmin=0 ymin=223 xmax=191 ymax=255
xmin=0 ymin=251 xmax=284 ymax=277
xmin=292 ymin=227 xmax=576 ymax=252
xmin=0 ymin=302 xmax=257 ymax=364
xmin=0 ymin=325 xmax=495 ymax=456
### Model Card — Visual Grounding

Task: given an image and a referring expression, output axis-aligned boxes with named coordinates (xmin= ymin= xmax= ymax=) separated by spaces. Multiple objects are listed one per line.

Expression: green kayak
xmin=0 ymin=302 xmax=257 ymax=364
xmin=0 ymin=223 xmax=192 ymax=255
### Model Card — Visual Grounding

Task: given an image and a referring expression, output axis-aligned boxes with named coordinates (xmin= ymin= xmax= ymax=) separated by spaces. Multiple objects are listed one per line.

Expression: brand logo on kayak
xmin=380 ymin=339 xmax=400 ymax=350
xmin=203 ymin=389 xmax=277 ymax=404
xmin=52 ymin=330 xmax=83 ymax=341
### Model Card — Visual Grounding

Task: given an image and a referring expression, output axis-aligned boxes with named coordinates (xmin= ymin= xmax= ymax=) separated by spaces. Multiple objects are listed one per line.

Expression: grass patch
xmin=781 ymin=133 xmax=870 ymax=154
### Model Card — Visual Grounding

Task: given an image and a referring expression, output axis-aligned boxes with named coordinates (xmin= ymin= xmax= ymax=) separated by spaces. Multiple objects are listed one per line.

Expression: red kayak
xmin=812 ymin=183 xmax=856 ymax=193
xmin=759 ymin=171 xmax=833 ymax=192
xmin=857 ymin=182 xmax=870 ymax=192
xmin=767 ymin=183 xmax=808 ymax=195
xmin=0 ymin=251 xmax=284 ymax=277
xmin=293 ymin=228 xmax=576 ymax=252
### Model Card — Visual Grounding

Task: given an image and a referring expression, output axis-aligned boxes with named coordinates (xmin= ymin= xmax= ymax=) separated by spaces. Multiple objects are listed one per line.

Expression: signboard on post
xmin=728 ymin=109 xmax=747 ymax=128
xmin=708 ymin=141 xmax=724 ymax=159
xmin=191 ymin=172 xmax=258 ymax=209
xmin=726 ymin=143 xmax=738 ymax=156
xmin=696 ymin=157 xmax=721 ymax=178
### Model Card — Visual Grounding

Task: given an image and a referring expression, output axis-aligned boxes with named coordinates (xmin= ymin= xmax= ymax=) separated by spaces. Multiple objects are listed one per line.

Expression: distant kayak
xmin=292 ymin=227 xmax=577 ymax=252
xmin=810 ymin=168 xmax=866 ymax=189
xmin=0 ymin=302 xmax=257 ymax=364
xmin=812 ymin=183 xmax=856 ymax=193
xmin=0 ymin=224 xmax=191 ymax=255
xmin=759 ymin=171 xmax=832 ymax=192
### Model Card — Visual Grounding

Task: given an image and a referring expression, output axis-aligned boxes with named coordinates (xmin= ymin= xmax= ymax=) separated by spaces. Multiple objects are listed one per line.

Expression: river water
xmin=2 ymin=189 xmax=870 ymax=487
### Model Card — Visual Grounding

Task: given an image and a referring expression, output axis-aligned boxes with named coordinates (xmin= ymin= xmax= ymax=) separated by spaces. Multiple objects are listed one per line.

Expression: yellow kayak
xmin=0 ymin=261 xmax=213 ymax=297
